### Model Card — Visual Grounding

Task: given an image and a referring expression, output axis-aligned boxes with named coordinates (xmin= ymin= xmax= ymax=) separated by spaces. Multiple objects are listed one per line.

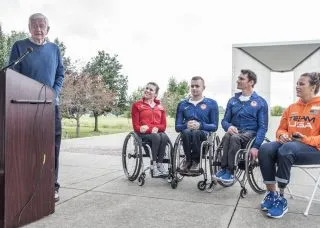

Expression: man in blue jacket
xmin=175 ymin=76 xmax=219 ymax=173
xmin=215 ymin=69 xmax=268 ymax=182
xmin=9 ymin=13 xmax=64 ymax=202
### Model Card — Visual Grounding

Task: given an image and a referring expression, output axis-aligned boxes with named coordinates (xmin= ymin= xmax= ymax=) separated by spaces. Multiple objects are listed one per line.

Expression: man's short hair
xmin=241 ymin=69 xmax=257 ymax=86
xmin=29 ymin=13 xmax=49 ymax=27
xmin=191 ymin=76 xmax=205 ymax=87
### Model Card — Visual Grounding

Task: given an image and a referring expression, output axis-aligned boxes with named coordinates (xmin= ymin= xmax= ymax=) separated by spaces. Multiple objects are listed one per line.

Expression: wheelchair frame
xmin=170 ymin=132 xmax=219 ymax=192
xmin=211 ymin=135 xmax=270 ymax=197
xmin=122 ymin=131 xmax=174 ymax=186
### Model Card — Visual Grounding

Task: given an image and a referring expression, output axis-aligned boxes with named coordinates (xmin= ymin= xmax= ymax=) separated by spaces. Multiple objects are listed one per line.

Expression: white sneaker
xmin=153 ymin=167 xmax=160 ymax=177
xmin=54 ymin=190 xmax=60 ymax=202
xmin=157 ymin=163 xmax=168 ymax=174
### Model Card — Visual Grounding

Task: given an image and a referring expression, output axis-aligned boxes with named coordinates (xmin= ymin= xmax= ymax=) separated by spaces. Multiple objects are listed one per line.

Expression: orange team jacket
xmin=131 ymin=98 xmax=166 ymax=134
xmin=276 ymin=97 xmax=320 ymax=150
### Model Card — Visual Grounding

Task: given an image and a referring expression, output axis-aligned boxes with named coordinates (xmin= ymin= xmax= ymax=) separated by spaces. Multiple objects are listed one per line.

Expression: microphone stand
xmin=0 ymin=48 xmax=33 ymax=72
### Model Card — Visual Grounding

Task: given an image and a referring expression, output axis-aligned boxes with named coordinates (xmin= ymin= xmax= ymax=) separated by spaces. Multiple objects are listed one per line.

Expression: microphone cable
xmin=16 ymin=84 xmax=49 ymax=226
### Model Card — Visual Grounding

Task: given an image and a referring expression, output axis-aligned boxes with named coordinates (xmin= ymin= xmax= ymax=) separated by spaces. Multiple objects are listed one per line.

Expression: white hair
xmin=29 ymin=13 xmax=49 ymax=27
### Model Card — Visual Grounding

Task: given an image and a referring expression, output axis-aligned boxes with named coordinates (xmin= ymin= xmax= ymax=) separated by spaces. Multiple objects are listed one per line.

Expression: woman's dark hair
xmin=301 ymin=72 xmax=320 ymax=94
xmin=147 ymin=82 xmax=160 ymax=94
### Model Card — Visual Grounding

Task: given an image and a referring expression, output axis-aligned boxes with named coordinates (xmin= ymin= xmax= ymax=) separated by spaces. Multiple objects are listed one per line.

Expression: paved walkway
xmin=25 ymin=130 xmax=320 ymax=228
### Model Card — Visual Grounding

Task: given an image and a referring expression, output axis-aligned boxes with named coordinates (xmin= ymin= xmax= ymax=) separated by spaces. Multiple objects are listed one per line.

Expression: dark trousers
xmin=259 ymin=141 xmax=320 ymax=186
xmin=139 ymin=132 xmax=169 ymax=163
xmin=221 ymin=131 xmax=256 ymax=173
xmin=55 ymin=106 xmax=61 ymax=191
xmin=181 ymin=129 xmax=207 ymax=163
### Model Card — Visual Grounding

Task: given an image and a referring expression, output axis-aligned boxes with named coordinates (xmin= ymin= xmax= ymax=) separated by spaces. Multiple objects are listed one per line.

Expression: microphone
xmin=1 ymin=47 xmax=33 ymax=72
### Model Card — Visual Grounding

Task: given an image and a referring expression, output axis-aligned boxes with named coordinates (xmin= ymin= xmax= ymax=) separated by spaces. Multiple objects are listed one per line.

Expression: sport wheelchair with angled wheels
xmin=122 ymin=131 xmax=174 ymax=186
xmin=170 ymin=132 xmax=220 ymax=192
xmin=212 ymin=136 xmax=270 ymax=197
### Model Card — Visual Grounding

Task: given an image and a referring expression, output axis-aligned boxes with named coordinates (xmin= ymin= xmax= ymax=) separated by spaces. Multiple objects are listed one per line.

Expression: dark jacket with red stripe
xmin=131 ymin=98 xmax=167 ymax=134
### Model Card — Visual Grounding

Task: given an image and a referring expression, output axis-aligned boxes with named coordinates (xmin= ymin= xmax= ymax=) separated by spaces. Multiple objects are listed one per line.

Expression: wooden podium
xmin=0 ymin=69 xmax=55 ymax=228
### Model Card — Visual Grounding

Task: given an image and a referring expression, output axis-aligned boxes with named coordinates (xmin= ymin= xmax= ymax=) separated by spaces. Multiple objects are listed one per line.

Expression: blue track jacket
xmin=175 ymin=97 xmax=219 ymax=133
xmin=221 ymin=91 xmax=268 ymax=149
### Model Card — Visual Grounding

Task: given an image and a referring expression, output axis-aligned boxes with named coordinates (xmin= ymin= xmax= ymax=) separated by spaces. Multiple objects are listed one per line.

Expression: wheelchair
xmin=170 ymin=132 xmax=220 ymax=192
xmin=211 ymin=135 xmax=270 ymax=197
xmin=122 ymin=131 xmax=174 ymax=186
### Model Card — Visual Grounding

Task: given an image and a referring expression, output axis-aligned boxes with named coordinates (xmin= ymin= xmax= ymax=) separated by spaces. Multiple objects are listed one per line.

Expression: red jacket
xmin=131 ymin=98 xmax=167 ymax=134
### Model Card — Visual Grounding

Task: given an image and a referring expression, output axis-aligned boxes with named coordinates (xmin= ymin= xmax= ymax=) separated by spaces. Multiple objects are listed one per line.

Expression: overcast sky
xmin=1 ymin=0 xmax=319 ymax=107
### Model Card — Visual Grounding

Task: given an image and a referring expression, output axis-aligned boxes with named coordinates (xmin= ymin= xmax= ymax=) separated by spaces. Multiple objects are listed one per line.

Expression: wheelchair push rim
xmin=122 ymin=132 xmax=142 ymax=181
xmin=245 ymin=137 xmax=270 ymax=194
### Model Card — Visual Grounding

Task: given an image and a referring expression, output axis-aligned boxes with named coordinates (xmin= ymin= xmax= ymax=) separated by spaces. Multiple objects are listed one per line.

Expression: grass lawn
xmin=62 ymin=115 xmax=175 ymax=139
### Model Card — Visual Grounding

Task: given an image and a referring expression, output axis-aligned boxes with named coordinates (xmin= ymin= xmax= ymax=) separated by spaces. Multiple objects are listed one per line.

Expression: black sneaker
xmin=189 ymin=161 xmax=200 ymax=172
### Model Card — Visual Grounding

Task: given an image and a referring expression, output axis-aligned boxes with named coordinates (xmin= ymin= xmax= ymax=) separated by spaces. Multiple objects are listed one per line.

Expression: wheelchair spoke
xmin=122 ymin=132 xmax=142 ymax=181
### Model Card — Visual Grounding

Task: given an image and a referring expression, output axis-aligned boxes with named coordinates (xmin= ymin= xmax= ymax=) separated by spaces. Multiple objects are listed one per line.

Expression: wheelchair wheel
xmin=246 ymin=137 xmax=270 ymax=194
xmin=197 ymin=180 xmax=206 ymax=191
xmin=240 ymin=188 xmax=247 ymax=198
xmin=208 ymin=134 xmax=220 ymax=181
xmin=171 ymin=178 xmax=178 ymax=189
xmin=247 ymin=160 xmax=265 ymax=194
xmin=172 ymin=134 xmax=185 ymax=182
xmin=138 ymin=176 xmax=145 ymax=186
xmin=122 ymin=132 xmax=142 ymax=181
xmin=165 ymin=139 xmax=174 ymax=178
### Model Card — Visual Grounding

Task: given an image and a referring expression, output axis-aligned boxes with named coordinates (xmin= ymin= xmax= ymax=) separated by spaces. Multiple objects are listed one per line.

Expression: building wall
xmin=232 ymin=48 xmax=271 ymax=105
xmin=293 ymin=49 xmax=320 ymax=99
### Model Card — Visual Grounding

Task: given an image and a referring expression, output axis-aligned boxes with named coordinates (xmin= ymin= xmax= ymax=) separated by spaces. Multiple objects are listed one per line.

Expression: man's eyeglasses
xmin=30 ymin=24 xmax=47 ymax=30
xmin=190 ymin=85 xmax=200 ymax=88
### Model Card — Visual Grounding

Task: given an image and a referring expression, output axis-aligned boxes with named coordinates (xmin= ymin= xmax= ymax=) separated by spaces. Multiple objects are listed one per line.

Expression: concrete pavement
xmin=24 ymin=130 xmax=320 ymax=228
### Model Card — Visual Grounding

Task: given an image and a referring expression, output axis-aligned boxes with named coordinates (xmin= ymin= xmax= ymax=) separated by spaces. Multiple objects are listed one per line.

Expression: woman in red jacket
xmin=131 ymin=82 xmax=169 ymax=176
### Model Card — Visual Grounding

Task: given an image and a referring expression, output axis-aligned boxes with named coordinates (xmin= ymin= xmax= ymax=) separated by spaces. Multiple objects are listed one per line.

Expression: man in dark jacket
xmin=215 ymin=69 xmax=268 ymax=182
xmin=175 ymin=76 xmax=219 ymax=173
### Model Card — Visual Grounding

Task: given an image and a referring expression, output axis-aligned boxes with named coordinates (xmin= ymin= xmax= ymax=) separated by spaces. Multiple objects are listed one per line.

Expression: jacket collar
xmin=140 ymin=97 xmax=160 ymax=104
xmin=235 ymin=91 xmax=258 ymax=99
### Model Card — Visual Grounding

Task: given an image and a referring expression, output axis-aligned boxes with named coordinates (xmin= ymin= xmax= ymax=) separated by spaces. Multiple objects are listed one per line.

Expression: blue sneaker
xmin=217 ymin=170 xmax=234 ymax=182
xmin=261 ymin=191 xmax=278 ymax=211
xmin=214 ymin=169 xmax=226 ymax=178
xmin=267 ymin=196 xmax=288 ymax=218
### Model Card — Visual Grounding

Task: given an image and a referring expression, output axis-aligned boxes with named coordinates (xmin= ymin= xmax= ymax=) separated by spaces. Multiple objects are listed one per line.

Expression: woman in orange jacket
xmin=258 ymin=72 xmax=320 ymax=218
xmin=131 ymin=82 xmax=169 ymax=176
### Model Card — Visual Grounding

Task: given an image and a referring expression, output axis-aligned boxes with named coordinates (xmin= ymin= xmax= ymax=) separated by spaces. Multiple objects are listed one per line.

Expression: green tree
xmin=87 ymin=75 xmax=116 ymax=132
xmin=60 ymin=73 xmax=91 ymax=137
xmin=114 ymin=74 xmax=128 ymax=115
xmin=0 ymin=25 xmax=6 ymax=68
xmin=218 ymin=106 xmax=225 ymax=114
xmin=83 ymin=50 xmax=128 ymax=114
xmin=0 ymin=26 xmax=28 ymax=68
xmin=54 ymin=38 xmax=73 ymax=74
xmin=271 ymin=105 xmax=285 ymax=116
xmin=125 ymin=87 xmax=144 ymax=119
xmin=162 ymin=77 xmax=189 ymax=117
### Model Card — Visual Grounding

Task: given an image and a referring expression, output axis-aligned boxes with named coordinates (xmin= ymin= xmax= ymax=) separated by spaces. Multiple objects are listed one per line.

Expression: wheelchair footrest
xmin=162 ymin=159 xmax=170 ymax=163
xmin=177 ymin=168 xmax=204 ymax=177
xmin=152 ymin=174 xmax=170 ymax=178
xmin=211 ymin=162 xmax=221 ymax=166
